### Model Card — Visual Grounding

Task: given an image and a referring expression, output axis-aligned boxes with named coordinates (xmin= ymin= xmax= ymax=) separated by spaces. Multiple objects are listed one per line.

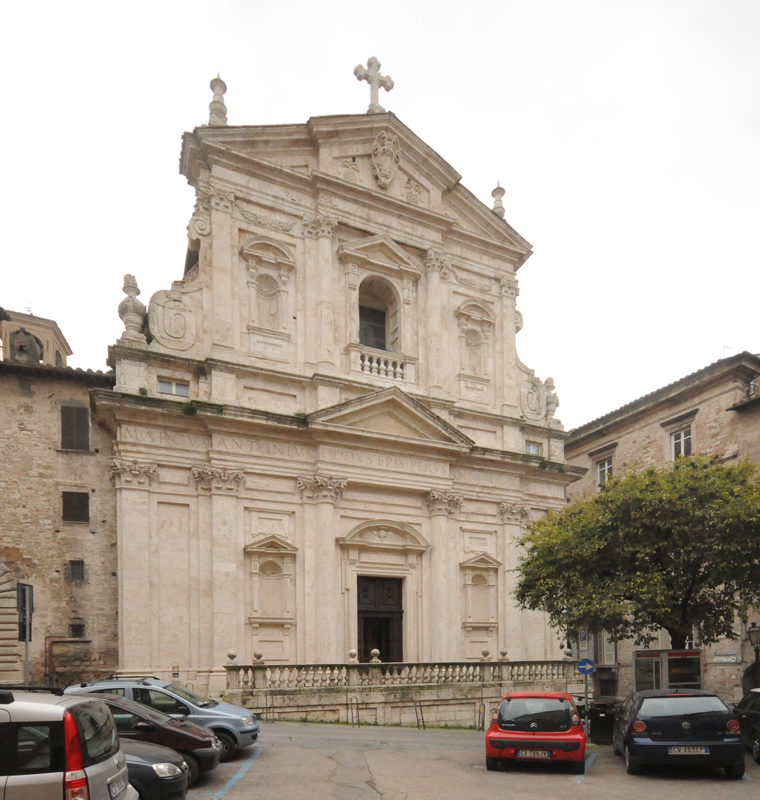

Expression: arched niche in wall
xmin=460 ymin=552 xmax=501 ymax=659
xmin=240 ymin=236 xmax=296 ymax=362
xmin=454 ymin=300 xmax=496 ymax=403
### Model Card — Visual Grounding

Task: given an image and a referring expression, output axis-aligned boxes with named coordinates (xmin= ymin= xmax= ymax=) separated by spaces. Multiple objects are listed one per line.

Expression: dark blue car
xmin=612 ymin=689 xmax=745 ymax=779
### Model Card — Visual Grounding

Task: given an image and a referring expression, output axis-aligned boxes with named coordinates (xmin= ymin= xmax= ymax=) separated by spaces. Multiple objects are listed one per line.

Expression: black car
xmin=88 ymin=693 xmax=222 ymax=783
xmin=612 ymin=689 xmax=745 ymax=778
xmin=121 ymin=740 xmax=189 ymax=800
xmin=734 ymin=687 xmax=760 ymax=763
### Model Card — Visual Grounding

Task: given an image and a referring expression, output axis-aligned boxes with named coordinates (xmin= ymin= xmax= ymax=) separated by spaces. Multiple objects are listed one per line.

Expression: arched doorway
xmin=358 ymin=276 xmax=400 ymax=352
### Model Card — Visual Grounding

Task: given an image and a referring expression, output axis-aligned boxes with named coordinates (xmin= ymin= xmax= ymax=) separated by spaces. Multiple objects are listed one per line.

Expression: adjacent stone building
xmin=0 ymin=313 xmax=117 ymax=685
xmin=96 ymin=72 xmax=583 ymax=693
xmin=565 ymin=351 xmax=760 ymax=701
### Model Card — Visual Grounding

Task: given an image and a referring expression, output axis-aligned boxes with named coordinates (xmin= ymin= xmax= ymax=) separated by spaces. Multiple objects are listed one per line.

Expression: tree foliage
xmin=514 ymin=455 xmax=760 ymax=649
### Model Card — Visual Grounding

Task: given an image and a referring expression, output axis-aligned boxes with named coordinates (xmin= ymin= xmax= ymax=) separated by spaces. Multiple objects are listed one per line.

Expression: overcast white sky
xmin=2 ymin=0 xmax=758 ymax=429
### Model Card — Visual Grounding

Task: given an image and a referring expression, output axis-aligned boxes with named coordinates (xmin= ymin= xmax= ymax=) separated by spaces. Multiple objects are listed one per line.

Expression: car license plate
xmin=109 ymin=774 xmax=128 ymax=798
xmin=668 ymin=746 xmax=708 ymax=755
xmin=516 ymin=750 xmax=551 ymax=759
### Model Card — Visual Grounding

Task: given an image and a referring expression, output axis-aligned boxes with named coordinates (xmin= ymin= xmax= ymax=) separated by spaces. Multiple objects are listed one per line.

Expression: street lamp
xmin=748 ymin=622 xmax=760 ymax=663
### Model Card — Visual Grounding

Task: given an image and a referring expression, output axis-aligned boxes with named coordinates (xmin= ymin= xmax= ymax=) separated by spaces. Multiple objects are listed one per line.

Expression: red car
xmin=486 ymin=691 xmax=587 ymax=774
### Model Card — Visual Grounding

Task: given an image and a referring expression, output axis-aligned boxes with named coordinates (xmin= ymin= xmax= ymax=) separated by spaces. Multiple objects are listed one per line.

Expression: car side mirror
xmin=176 ymin=705 xmax=189 ymax=716
xmin=134 ymin=721 xmax=156 ymax=733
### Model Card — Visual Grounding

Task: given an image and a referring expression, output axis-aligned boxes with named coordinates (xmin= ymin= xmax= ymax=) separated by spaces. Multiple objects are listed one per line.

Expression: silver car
xmin=65 ymin=678 xmax=259 ymax=761
xmin=0 ymin=687 xmax=138 ymax=800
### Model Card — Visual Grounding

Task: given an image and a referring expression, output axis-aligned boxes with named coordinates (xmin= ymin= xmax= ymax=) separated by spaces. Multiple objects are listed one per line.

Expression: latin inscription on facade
xmin=121 ymin=425 xmax=210 ymax=450
xmin=319 ymin=445 xmax=448 ymax=476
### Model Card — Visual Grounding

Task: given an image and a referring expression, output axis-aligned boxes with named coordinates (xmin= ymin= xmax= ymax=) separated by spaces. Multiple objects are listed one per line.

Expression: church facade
xmin=96 ymin=73 xmax=583 ymax=691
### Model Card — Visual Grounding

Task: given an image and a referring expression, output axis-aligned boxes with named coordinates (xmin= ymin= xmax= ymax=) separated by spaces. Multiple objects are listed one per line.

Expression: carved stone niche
xmin=241 ymin=236 xmax=296 ymax=362
xmin=455 ymin=300 xmax=495 ymax=403
xmin=461 ymin=552 xmax=501 ymax=659
xmin=337 ymin=519 xmax=429 ymax=571
xmin=245 ymin=535 xmax=298 ymax=663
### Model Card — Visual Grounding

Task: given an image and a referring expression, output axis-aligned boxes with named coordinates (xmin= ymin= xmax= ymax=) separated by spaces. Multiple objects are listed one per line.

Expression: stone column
xmin=498 ymin=275 xmax=520 ymax=414
xmin=499 ymin=502 xmax=529 ymax=660
xmin=191 ymin=467 xmax=244 ymax=692
xmin=304 ymin=216 xmax=337 ymax=373
xmin=424 ymin=250 xmax=449 ymax=396
xmin=297 ymin=475 xmax=346 ymax=663
xmin=425 ymin=490 xmax=463 ymax=661
xmin=210 ymin=193 xmax=235 ymax=350
xmin=111 ymin=459 xmax=157 ymax=672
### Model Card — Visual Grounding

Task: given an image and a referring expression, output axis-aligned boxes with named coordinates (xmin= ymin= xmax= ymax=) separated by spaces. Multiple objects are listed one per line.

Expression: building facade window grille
xmin=61 ymin=406 xmax=89 ymax=451
xmin=69 ymin=620 xmax=86 ymax=639
xmin=62 ymin=492 xmax=89 ymax=523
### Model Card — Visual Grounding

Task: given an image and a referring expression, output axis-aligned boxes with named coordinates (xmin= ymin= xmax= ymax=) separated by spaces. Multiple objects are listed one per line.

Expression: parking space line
xmin=572 ymin=753 xmax=596 ymax=784
xmin=187 ymin=745 xmax=265 ymax=800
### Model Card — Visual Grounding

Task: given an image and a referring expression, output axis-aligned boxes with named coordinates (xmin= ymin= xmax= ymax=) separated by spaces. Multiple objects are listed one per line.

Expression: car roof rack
xmin=0 ymin=686 xmax=64 ymax=696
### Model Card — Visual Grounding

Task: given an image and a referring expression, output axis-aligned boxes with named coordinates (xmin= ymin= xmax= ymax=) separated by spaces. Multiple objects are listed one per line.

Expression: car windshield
xmin=165 ymin=683 xmax=218 ymax=708
xmin=499 ymin=697 xmax=571 ymax=725
xmin=640 ymin=696 xmax=728 ymax=717
xmin=107 ymin=696 xmax=172 ymax=724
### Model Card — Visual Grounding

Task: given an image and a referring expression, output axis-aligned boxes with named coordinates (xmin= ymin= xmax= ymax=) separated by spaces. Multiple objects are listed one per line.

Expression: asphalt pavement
xmin=187 ymin=721 xmax=759 ymax=800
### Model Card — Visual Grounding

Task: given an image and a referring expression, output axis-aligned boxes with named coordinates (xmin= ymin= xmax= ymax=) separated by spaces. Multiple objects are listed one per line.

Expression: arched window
xmin=358 ymin=277 xmax=400 ymax=352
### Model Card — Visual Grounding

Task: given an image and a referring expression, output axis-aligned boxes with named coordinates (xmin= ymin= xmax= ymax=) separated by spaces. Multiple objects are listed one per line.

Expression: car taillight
xmin=571 ymin=713 xmax=580 ymax=726
xmin=63 ymin=710 xmax=89 ymax=800
xmin=727 ymin=719 xmax=740 ymax=732
xmin=632 ymin=720 xmax=647 ymax=733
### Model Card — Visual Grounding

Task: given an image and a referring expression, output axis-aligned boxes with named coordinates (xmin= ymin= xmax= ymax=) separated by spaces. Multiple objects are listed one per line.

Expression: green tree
xmin=514 ymin=455 xmax=760 ymax=649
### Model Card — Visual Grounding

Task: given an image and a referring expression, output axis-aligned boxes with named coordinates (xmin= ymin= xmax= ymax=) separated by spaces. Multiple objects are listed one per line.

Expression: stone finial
xmin=226 ymin=650 xmax=237 ymax=662
xmin=481 ymin=649 xmax=491 ymax=661
xmin=491 ymin=182 xmax=505 ymax=219
xmin=209 ymin=74 xmax=228 ymax=127
xmin=347 ymin=649 xmax=358 ymax=664
xmin=118 ymin=274 xmax=147 ymax=342
xmin=545 ymin=377 xmax=559 ymax=419
xmin=252 ymin=651 xmax=265 ymax=664
xmin=369 ymin=649 xmax=382 ymax=663
xmin=354 ymin=57 xmax=394 ymax=113
xmin=499 ymin=649 xmax=509 ymax=661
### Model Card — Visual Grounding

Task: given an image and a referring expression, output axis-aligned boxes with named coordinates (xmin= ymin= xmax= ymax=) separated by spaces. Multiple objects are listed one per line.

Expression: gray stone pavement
xmin=187 ymin=721 xmax=759 ymax=800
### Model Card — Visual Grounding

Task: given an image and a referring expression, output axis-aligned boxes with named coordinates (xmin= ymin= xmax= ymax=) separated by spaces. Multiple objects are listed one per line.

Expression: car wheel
xmin=725 ymin=761 xmax=745 ymax=780
xmin=486 ymin=756 xmax=499 ymax=771
xmin=571 ymin=759 xmax=585 ymax=775
xmin=625 ymin=744 xmax=642 ymax=775
xmin=753 ymin=731 xmax=760 ymax=764
xmin=183 ymin=753 xmax=200 ymax=784
xmin=215 ymin=730 xmax=237 ymax=762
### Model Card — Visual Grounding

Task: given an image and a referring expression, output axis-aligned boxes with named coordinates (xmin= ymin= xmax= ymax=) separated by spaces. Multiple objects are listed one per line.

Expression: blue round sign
xmin=577 ymin=658 xmax=595 ymax=675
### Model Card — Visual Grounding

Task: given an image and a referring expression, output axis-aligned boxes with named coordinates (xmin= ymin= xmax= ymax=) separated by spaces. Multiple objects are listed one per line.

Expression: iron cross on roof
xmin=354 ymin=57 xmax=394 ymax=114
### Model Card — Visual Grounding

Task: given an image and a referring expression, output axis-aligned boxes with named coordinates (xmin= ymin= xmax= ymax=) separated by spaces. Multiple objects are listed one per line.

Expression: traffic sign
xmin=577 ymin=658 xmax=595 ymax=675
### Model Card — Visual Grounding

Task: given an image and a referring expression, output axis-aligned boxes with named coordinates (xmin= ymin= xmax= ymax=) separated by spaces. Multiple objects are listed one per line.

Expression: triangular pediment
xmin=461 ymin=552 xmax=503 ymax=569
xmin=308 ymin=387 xmax=473 ymax=447
xmin=244 ymin=534 xmax=299 ymax=554
xmin=337 ymin=235 xmax=423 ymax=274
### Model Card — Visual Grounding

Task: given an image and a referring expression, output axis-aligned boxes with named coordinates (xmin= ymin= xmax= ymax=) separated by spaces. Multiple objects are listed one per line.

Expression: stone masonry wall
xmin=0 ymin=371 xmax=117 ymax=685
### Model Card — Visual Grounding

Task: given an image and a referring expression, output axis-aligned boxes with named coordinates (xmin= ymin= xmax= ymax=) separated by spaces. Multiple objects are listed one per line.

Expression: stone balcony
xmin=346 ymin=344 xmax=417 ymax=384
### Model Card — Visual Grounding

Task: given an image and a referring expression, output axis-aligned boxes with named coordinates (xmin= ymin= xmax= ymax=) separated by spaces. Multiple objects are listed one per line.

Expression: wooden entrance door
xmin=357 ymin=576 xmax=403 ymax=663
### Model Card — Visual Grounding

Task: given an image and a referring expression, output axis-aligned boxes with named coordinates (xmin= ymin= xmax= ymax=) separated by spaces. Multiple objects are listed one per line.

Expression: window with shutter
xmin=61 ymin=406 xmax=89 ymax=451
xmin=66 ymin=560 xmax=85 ymax=582
xmin=62 ymin=492 xmax=89 ymax=523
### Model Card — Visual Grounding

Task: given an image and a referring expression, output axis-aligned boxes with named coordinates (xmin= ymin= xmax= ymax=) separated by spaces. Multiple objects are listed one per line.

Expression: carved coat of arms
xmin=520 ymin=376 xmax=546 ymax=421
xmin=148 ymin=289 xmax=197 ymax=351
xmin=372 ymin=131 xmax=400 ymax=189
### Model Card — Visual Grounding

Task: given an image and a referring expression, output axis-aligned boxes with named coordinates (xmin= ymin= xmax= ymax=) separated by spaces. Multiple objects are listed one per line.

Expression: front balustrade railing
xmin=225 ymin=659 xmax=575 ymax=692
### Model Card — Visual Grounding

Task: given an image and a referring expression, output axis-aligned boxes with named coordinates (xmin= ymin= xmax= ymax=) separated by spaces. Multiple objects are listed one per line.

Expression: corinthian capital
xmin=426 ymin=490 xmax=463 ymax=516
xmin=499 ymin=502 xmax=530 ymax=525
xmin=424 ymin=249 xmax=451 ymax=279
xmin=297 ymin=474 xmax=347 ymax=503
xmin=303 ymin=215 xmax=336 ymax=239
xmin=111 ymin=459 xmax=157 ymax=488
xmin=191 ymin=466 xmax=245 ymax=493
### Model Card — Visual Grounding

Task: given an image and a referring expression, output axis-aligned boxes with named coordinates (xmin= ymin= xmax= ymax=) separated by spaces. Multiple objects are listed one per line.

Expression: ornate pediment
xmin=337 ymin=235 xmax=423 ymax=277
xmin=244 ymin=534 xmax=299 ymax=554
xmin=308 ymin=387 xmax=473 ymax=447
xmin=339 ymin=519 xmax=429 ymax=552
xmin=460 ymin=552 xmax=502 ymax=569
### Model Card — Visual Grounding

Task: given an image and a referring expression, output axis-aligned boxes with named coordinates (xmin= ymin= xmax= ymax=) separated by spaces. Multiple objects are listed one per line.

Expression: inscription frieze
xmin=215 ymin=435 xmax=316 ymax=461
xmin=319 ymin=445 xmax=448 ymax=477
xmin=121 ymin=426 xmax=211 ymax=451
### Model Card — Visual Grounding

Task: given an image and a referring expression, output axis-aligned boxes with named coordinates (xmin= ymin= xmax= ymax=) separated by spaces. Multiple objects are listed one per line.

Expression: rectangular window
xmin=672 ymin=427 xmax=692 ymax=459
xmin=597 ymin=631 xmax=617 ymax=664
xmin=69 ymin=621 xmax=86 ymax=638
xmin=525 ymin=442 xmax=542 ymax=456
xmin=157 ymin=379 xmax=190 ymax=397
xmin=66 ymin=560 xmax=85 ymax=582
xmin=359 ymin=306 xmax=387 ymax=351
xmin=62 ymin=492 xmax=89 ymax=523
xmin=61 ymin=406 xmax=89 ymax=450
xmin=597 ymin=457 xmax=613 ymax=486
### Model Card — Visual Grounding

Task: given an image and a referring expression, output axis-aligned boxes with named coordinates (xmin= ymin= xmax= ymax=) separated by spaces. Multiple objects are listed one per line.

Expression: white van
xmin=0 ymin=688 xmax=138 ymax=800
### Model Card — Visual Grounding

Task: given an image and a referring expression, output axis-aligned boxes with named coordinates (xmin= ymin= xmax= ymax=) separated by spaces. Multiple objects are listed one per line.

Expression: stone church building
xmin=94 ymin=70 xmax=583 ymax=691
